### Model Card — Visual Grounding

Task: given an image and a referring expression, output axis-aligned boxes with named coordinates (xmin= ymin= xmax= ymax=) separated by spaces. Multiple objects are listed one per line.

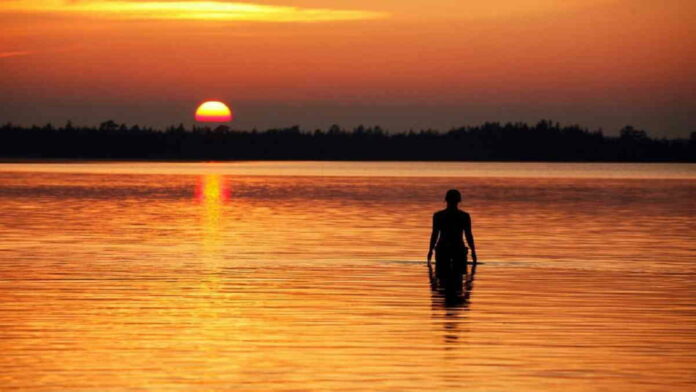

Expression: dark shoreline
xmin=2 ymin=120 xmax=693 ymax=162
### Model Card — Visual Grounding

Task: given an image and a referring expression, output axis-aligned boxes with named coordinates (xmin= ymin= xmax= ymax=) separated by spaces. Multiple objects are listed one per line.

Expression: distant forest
xmin=1 ymin=120 xmax=694 ymax=162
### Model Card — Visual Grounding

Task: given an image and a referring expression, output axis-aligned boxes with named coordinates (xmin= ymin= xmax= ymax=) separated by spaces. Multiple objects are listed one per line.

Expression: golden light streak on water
xmin=197 ymin=174 xmax=229 ymax=263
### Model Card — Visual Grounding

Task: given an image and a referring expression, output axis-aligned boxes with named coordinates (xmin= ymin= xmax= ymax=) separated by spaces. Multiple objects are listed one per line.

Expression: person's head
xmin=445 ymin=189 xmax=461 ymax=206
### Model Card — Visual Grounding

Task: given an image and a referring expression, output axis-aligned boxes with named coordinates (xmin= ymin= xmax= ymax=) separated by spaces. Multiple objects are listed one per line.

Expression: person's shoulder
xmin=433 ymin=209 xmax=446 ymax=218
xmin=458 ymin=210 xmax=471 ymax=219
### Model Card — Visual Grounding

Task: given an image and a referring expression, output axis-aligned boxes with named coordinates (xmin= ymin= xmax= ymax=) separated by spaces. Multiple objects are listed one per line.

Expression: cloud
xmin=0 ymin=50 xmax=32 ymax=59
xmin=0 ymin=0 xmax=388 ymax=22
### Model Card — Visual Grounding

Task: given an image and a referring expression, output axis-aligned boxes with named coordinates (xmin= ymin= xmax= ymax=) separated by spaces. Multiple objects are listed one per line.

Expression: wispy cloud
xmin=1 ymin=0 xmax=388 ymax=22
xmin=0 ymin=50 xmax=32 ymax=59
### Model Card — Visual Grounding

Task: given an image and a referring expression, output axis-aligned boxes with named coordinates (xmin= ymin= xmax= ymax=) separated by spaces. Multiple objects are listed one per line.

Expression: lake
xmin=0 ymin=162 xmax=694 ymax=391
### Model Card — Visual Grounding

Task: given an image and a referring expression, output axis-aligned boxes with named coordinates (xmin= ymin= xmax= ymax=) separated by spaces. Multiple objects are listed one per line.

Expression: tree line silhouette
xmin=0 ymin=120 xmax=693 ymax=161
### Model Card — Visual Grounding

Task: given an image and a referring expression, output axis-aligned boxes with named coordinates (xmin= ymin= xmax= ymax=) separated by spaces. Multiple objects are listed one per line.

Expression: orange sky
xmin=0 ymin=0 xmax=694 ymax=135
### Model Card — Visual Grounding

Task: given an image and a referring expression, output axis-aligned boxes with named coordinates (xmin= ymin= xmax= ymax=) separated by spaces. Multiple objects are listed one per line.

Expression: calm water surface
xmin=0 ymin=162 xmax=694 ymax=391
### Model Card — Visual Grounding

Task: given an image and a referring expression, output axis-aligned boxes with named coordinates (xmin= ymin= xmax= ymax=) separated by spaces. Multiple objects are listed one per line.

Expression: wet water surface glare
xmin=0 ymin=162 xmax=694 ymax=391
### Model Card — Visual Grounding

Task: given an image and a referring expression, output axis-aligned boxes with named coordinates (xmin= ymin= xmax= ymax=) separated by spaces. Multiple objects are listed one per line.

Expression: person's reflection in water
xmin=430 ymin=264 xmax=477 ymax=345
xmin=430 ymin=262 xmax=477 ymax=307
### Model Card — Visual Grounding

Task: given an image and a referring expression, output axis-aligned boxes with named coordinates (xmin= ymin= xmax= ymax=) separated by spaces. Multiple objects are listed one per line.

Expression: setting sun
xmin=195 ymin=101 xmax=232 ymax=122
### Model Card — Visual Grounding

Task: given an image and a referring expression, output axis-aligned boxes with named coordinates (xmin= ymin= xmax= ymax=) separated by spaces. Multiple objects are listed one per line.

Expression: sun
xmin=195 ymin=101 xmax=233 ymax=122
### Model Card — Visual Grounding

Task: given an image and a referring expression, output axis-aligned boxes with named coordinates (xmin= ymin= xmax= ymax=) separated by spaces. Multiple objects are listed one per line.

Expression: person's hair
xmin=445 ymin=189 xmax=461 ymax=204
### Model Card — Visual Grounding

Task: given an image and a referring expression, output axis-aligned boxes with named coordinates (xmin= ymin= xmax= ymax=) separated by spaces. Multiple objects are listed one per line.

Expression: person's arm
xmin=464 ymin=214 xmax=477 ymax=263
xmin=427 ymin=214 xmax=439 ymax=265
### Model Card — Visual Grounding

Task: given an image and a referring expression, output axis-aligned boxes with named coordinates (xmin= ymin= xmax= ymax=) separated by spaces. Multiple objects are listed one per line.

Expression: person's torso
xmin=435 ymin=209 xmax=468 ymax=249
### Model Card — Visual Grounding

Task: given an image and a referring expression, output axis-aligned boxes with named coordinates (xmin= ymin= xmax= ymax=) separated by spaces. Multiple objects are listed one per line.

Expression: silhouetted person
xmin=427 ymin=189 xmax=477 ymax=287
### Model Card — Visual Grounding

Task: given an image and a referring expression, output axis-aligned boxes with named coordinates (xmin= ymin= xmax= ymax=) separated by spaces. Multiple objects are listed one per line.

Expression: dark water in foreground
xmin=0 ymin=162 xmax=694 ymax=391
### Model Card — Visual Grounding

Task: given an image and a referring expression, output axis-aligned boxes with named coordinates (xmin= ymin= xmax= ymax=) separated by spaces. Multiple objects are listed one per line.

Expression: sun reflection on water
xmin=196 ymin=174 xmax=230 ymax=262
